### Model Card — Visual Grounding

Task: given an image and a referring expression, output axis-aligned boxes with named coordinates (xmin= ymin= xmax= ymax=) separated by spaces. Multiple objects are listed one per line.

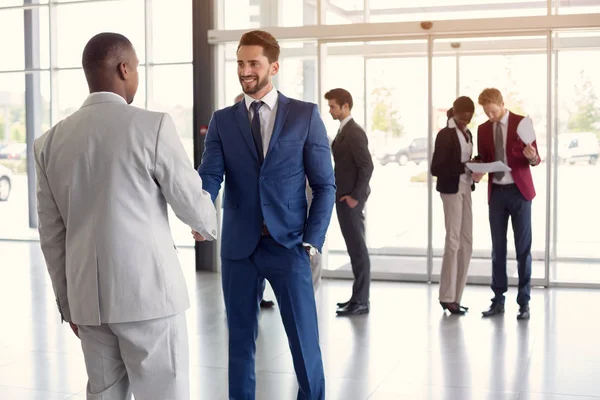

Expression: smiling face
xmin=453 ymin=110 xmax=474 ymax=130
xmin=237 ymin=45 xmax=279 ymax=99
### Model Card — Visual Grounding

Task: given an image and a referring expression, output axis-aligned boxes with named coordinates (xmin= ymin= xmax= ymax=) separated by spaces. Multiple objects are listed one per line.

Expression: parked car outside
xmin=0 ymin=164 xmax=12 ymax=201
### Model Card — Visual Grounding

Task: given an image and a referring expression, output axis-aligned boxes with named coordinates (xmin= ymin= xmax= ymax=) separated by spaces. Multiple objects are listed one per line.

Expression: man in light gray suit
xmin=34 ymin=33 xmax=217 ymax=400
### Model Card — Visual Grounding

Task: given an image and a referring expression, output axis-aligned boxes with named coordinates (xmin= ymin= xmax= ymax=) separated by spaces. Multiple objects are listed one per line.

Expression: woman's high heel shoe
xmin=440 ymin=302 xmax=466 ymax=315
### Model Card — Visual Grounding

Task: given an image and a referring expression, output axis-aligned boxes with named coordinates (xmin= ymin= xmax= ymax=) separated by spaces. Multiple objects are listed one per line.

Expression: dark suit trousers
xmin=489 ymin=184 xmax=532 ymax=306
xmin=221 ymin=236 xmax=325 ymax=400
xmin=336 ymin=200 xmax=371 ymax=303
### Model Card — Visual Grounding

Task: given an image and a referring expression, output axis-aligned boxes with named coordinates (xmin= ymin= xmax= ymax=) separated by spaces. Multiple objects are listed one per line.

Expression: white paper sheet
xmin=517 ymin=116 xmax=536 ymax=145
xmin=466 ymin=161 xmax=512 ymax=173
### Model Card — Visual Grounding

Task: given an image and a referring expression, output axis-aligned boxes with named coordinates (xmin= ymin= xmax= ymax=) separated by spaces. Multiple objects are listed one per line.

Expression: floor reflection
xmin=1 ymin=242 xmax=599 ymax=400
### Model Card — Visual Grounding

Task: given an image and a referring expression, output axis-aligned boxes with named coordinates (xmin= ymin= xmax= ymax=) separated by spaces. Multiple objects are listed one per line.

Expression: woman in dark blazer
xmin=431 ymin=96 xmax=480 ymax=315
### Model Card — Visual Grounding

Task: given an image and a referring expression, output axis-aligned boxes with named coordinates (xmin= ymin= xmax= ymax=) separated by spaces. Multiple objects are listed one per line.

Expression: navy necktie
xmin=250 ymin=101 xmax=264 ymax=164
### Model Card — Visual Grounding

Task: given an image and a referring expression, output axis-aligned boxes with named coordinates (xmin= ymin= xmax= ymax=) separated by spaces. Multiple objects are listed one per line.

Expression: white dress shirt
xmin=493 ymin=110 xmax=515 ymax=184
xmin=448 ymin=118 xmax=473 ymax=184
xmin=244 ymin=87 xmax=278 ymax=157
xmin=339 ymin=115 xmax=353 ymax=132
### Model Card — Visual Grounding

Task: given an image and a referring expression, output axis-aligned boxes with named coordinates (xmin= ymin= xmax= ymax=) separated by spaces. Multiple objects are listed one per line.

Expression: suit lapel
xmin=507 ymin=112 xmax=520 ymax=145
xmin=332 ymin=119 xmax=351 ymax=150
xmin=266 ymin=92 xmax=290 ymax=156
xmin=234 ymin=101 xmax=259 ymax=163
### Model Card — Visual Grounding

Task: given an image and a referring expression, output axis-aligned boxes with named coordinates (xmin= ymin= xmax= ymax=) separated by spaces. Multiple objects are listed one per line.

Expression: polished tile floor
xmin=1 ymin=242 xmax=599 ymax=400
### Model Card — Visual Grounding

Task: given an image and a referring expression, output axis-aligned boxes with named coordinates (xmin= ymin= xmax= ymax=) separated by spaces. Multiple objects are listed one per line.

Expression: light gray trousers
xmin=78 ymin=312 xmax=189 ymax=400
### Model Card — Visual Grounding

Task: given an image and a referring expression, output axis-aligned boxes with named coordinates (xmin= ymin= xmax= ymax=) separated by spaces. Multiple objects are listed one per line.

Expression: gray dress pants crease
xmin=336 ymin=199 xmax=370 ymax=303
xmin=77 ymin=312 xmax=189 ymax=400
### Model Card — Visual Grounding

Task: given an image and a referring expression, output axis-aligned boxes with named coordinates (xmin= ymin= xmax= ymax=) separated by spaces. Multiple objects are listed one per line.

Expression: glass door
xmin=552 ymin=30 xmax=600 ymax=284
xmin=320 ymin=39 xmax=430 ymax=279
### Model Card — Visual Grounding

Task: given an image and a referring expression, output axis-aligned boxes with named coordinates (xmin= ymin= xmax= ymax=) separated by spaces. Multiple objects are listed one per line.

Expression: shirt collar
xmin=498 ymin=110 xmax=510 ymax=126
xmin=82 ymin=91 xmax=128 ymax=107
xmin=244 ymin=87 xmax=278 ymax=111
xmin=339 ymin=115 xmax=353 ymax=130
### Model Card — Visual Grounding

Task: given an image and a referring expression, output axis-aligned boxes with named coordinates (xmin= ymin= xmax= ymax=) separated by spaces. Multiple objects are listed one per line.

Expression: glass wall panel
xmin=321 ymin=40 xmax=430 ymax=275
xmin=368 ymin=0 xmax=547 ymax=23
xmin=151 ymin=0 xmax=193 ymax=63
xmin=365 ymin=54 xmax=429 ymax=257
xmin=557 ymin=0 xmax=600 ymax=15
xmin=324 ymin=0 xmax=364 ymax=25
xmin=1 ymin=0 xmax=48 ymax=5
xmin=0 ymin=71 xmax=50 ymax=240
xmin=553 ymin=30 xmax=600 ymax=283
xmin=280 ymin=0 xmax=318 ymax=27
xmin=221 ymin=0 xmax=263 ymax=30
xmin=321 ymin=42 xmax=365 ymax=270
xmin=0 ymin=7 xmax=50 ymax=70
xmin=55 ymin=0 xmax=145 ymax=68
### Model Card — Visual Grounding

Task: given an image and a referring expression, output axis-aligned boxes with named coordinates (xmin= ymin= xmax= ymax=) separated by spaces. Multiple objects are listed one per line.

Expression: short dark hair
xmin=447 ymin=96 xmax=475 ymax=118
xmin=237 ymin=30 xmax=280 ymax=63
xmin=82 ymin=32 xmax=133 ymax=73
xmin=324 ymin=88 xmax=353 ymax=110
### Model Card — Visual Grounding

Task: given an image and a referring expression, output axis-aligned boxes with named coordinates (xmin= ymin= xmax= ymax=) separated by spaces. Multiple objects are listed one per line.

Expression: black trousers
xmin=336 ymin=199 xmax=371 ymax=303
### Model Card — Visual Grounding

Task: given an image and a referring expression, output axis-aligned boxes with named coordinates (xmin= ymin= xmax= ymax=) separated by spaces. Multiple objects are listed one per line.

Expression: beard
xmin=239 ymin=73 xmax=269 ymax=95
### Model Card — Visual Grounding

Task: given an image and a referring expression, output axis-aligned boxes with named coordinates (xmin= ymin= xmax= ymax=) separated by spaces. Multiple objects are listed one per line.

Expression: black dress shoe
xmin=482 ymin=302 xmax=505 ymax=317
xmin=260 ymin=299 xmax=275 ymax=308
xmin=517 ymin=306 xmax=530 ymax=320
xmin=336 ymin=302 xmax=369 ymax=316
xmin=337 ymin=300 xmax=350 ymax=308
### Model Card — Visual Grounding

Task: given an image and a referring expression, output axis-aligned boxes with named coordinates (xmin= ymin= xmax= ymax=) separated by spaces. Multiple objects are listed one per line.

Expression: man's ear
xmin=117 ymin=62 xmax=128 ymax=81
xmin=270 ymin=61 xmax=280 ymax=76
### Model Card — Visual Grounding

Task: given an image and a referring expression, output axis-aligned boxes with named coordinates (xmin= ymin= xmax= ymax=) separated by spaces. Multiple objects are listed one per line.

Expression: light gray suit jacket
xmin=34 ymin=92 xmax=217 ymax=326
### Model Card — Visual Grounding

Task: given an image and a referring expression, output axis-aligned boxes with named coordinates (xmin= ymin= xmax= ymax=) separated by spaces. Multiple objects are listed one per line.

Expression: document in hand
xmin=517 ymin=116 xmax=536 ymax=145
xmin=466 ymin=161 xmax=512 ymax=174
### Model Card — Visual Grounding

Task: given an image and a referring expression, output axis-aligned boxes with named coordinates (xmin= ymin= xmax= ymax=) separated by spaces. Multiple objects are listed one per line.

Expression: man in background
xmin=476 ymin=88 xmax=540 ymax=321
xmin=325 ymin=88 xmax=374 ymax=316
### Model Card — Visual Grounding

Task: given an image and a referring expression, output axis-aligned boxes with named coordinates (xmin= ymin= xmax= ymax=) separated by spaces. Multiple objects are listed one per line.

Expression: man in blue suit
xmin=198 ymin=30 xmax=335 ymax=400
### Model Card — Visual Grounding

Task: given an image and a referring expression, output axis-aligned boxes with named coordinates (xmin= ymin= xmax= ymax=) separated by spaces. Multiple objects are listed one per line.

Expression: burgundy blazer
xmin=477 ymin=112 xmax=540 ymax=203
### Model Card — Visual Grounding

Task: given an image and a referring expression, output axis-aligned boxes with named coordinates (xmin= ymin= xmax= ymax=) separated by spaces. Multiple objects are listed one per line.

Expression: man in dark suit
xmin=476 ymin=88 xmax=540 ymax=321
xmin=325 ymin=88 xmax=374 ymax=316
xmin=198 ymin=30 xmax=335 ymax=399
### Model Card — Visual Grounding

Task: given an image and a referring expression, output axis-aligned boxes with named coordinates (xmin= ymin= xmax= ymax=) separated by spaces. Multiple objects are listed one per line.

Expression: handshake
xmin=191 ymin=230 xmax=207 ymax=242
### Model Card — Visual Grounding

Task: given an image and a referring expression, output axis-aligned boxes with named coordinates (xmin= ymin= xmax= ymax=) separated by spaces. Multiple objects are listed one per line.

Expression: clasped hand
xmin=191 ymin=230 xmax=206 ymax=241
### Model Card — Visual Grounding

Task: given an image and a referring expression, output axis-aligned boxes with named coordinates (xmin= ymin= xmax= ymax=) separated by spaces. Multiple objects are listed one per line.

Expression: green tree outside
xmin=568 ymin=70 xmax=600 ymax=138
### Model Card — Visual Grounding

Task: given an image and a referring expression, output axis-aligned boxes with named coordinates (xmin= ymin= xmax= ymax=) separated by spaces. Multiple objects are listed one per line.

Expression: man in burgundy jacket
xmin=475 ymin=88 xmax=540 ymax=320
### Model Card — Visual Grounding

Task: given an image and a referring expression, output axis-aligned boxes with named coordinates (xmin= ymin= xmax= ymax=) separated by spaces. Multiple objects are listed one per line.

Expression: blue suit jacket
xmin=198 ymin=92 xmax=336 ymax=260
